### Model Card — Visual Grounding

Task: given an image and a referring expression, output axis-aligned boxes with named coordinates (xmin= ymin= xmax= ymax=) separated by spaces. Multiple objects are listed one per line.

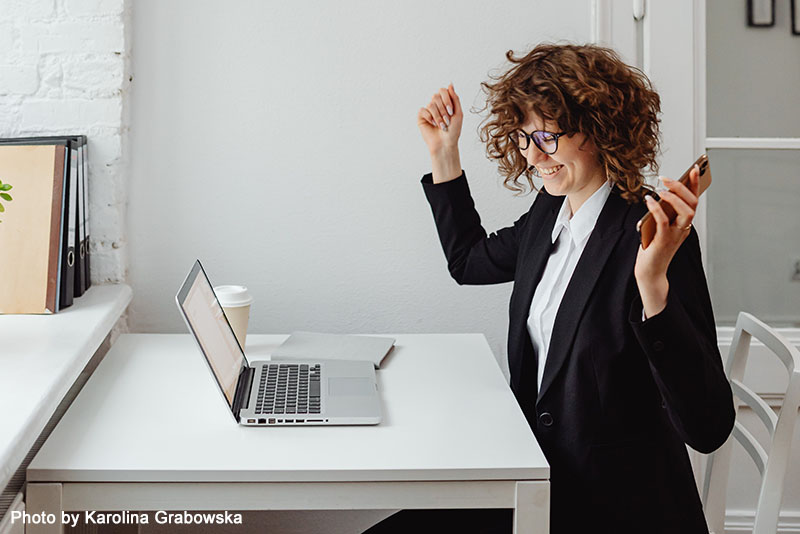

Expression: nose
xmin=522 ymin=144 xmax=548 ymax=169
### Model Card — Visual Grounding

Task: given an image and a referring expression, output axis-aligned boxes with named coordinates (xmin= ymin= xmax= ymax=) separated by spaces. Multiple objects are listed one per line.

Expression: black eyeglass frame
xmin=509 ymin=129 xmax=570 ymax=155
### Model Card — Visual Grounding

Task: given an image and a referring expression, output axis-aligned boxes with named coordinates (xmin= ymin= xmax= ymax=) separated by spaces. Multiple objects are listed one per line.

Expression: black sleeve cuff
xmin=628 ymin=289 xmax=695 ymax=357
xmin=420 ymin=170 xmax=467 ymax=187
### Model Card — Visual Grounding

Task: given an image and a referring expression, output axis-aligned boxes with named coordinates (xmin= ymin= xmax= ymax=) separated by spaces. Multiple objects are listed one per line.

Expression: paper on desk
xmin=271 ymin=332 xmax=395 ymax=369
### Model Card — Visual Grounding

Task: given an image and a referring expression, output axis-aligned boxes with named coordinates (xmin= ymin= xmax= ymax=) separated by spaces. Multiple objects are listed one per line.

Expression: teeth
xmin=540 ymin=165 xmax=563 ymax=176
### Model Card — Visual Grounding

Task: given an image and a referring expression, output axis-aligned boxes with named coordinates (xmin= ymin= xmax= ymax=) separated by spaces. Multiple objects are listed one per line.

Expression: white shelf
xmin=0 ymin=284 xmax=132 ymax=493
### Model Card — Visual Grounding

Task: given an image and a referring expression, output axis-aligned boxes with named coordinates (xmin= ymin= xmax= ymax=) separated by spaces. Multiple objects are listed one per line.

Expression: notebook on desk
xmin=176 ymin=260 xmax=382 ymax=426
xmin=272 ymin=332 xmax=395 ymax=369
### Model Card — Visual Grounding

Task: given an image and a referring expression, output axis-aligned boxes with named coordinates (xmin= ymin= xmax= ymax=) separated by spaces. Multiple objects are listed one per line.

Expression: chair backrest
xmin=702 ymin=312 xmax=800 ymax=534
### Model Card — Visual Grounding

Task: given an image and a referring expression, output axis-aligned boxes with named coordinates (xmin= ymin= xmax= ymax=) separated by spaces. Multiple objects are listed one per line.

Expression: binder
xmin=74 ymin=135 xmax=87 ymax=297
xmin=79 ymin=135 xmax=90 ymax=291
xmin=0 ymin=144 xmax=67 ymax=314
xmin=59 ymin=138 xmax=78 ymax=310
xmin=0 ymin=136 xmax=86 ymax=309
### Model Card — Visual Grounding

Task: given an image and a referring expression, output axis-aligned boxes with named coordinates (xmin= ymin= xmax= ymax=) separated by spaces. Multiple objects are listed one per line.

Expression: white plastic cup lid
xmin=214 ymin=285 xmax=254 ymax=307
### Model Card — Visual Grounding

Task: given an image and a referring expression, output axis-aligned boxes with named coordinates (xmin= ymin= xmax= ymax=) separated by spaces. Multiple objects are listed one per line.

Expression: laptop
xmin=176 ymin=260 xmax=382 ymax=426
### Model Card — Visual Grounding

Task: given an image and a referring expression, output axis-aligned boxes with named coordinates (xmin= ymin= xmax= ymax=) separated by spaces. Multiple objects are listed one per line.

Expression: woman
xmin=366 ymin=43 xmax=735 ymax=534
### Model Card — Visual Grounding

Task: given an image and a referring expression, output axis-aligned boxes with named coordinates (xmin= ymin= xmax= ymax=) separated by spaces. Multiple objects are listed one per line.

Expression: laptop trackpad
xmin=328 ymin=377 xmax=375 ymax=396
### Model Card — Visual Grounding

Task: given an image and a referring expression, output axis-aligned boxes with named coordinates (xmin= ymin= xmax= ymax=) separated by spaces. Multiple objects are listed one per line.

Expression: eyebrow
xmin=520 ymin=125 xmax=554 ymax=132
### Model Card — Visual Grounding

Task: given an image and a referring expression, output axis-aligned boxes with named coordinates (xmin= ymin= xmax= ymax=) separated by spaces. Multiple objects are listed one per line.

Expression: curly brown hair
xmin=477 ymin=43 xmax=661 ymax=203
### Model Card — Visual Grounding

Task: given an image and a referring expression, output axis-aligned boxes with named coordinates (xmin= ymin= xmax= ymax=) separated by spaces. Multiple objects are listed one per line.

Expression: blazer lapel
xmin=508 ymin=197 xmax=559 ymax=397
xmin=536 ymin=189 xmax=630 ymax=404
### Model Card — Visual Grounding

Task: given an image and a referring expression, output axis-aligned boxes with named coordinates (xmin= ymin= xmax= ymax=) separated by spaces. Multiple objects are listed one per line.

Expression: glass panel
xmin=707 ymin=0 xmax=800 ymax=138
xmin=706 ymin=149 xmax=800 ymax=327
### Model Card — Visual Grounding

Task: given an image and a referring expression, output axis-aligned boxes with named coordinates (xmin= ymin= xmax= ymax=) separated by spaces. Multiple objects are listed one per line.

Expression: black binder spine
xmin=74 ymin=136 xmax=87 ymax=297
xmin=82 ymin=136 xmax=91 ymax=289
xmin=58 ymin=139 xmax=77 ymax=310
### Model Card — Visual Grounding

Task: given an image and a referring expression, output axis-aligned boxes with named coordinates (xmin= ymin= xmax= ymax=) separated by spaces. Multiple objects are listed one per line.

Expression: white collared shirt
xmin=527 ymin=181 xmax=612 ymax=391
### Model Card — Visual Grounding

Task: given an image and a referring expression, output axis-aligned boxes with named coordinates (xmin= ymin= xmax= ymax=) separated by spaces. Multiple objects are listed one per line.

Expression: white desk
xmin=26 ymin=334 xmax=549 ymax=533
xmin=0 ymin=285 xmax=132 ymax=496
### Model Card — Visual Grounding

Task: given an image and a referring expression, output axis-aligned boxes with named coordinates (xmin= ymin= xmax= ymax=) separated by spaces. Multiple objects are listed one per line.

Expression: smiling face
xmin=519 ymin=112 xmax=608 ymax=213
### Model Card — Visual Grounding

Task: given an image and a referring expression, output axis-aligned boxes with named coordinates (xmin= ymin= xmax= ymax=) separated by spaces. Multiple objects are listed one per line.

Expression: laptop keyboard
xmin=255 ymin=363 xmax=321 ymax=415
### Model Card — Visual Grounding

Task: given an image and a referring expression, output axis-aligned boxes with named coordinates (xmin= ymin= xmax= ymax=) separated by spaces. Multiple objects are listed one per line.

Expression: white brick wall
xmin=0 ymin=0 xmax=130 ymax=286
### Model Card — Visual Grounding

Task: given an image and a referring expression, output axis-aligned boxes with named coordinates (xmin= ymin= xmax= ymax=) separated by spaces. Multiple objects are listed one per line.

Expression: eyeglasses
xmin=508 ymin=129 xmax=569 ymax=155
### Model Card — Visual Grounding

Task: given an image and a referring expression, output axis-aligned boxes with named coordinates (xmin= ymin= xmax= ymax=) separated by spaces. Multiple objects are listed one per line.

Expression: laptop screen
xmin=176 ymin=260 xmax=247 ymax=408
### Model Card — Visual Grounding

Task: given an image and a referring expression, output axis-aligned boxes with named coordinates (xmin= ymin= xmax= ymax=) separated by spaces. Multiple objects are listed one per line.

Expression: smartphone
xmin=636 ymin=154 xmax=712 ymax=249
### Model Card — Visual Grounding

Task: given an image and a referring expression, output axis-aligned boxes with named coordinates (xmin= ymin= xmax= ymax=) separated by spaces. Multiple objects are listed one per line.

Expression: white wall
xmin=128 ymin=0 xmax=592 ymax=376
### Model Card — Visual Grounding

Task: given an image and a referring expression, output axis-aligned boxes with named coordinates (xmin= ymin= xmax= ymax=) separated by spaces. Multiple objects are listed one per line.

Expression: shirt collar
xmin=550 ymin=180 xmax=612 ymax=244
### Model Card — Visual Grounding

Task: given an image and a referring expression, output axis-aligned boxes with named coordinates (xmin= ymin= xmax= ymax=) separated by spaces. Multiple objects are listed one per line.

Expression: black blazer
xmin=422 ymin=172 xmax=735 ymax=534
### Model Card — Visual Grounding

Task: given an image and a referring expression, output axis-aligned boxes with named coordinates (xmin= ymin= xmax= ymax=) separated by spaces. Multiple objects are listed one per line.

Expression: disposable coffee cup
xmin=214 ymin=285 xmax=254 ymax=349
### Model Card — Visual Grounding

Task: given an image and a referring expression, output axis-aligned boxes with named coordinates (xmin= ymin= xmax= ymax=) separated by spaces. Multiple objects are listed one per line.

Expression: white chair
xmin=702 ymin=312 xmax=800 ymax=534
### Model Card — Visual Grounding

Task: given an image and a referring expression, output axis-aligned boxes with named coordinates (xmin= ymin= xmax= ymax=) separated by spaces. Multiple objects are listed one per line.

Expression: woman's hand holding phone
xmin=634 ymin=163 xmax=702 ymax=318
xmin=417 ymin=84 xmax=464 ymax=184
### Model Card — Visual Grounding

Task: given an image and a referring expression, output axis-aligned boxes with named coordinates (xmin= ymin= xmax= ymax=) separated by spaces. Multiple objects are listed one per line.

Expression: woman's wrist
xmin=636 ymin=274 xmax=669 ymax=319
xmin=430 ymin=146 xmax=462 ymax=184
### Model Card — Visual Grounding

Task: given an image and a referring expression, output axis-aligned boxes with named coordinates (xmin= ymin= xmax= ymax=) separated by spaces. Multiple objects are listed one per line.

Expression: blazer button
xmin=653 ymin=340 xmax=665 ymax=352
xmin=539 ymin=412 xmax=554 ymax=427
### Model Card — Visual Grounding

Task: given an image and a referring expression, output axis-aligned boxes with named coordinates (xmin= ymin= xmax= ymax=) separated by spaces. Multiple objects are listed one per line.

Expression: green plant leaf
xmin=0 ymin=204 xmax=5 ymax=212
xmin=0 ymin=193 xmax=11 ymax=201
xmin=0 ymin=184 xmax=11 ymax=191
